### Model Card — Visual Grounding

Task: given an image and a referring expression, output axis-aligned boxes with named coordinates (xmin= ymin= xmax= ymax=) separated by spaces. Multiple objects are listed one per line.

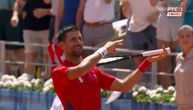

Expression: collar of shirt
xmin=186 ymin=47 xmax=193 ymax=59
xmin=63 ymin=60 xmax=76 ymax=67
xmin=62 ymin=57 xmax=84 ymax=66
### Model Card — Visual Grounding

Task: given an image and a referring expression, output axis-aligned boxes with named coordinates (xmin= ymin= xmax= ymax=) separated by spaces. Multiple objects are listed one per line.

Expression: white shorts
xmin=23 ymin=30 xmax=49 ymax=54
xmin=156 ymin=24 xmax=182 ymax=42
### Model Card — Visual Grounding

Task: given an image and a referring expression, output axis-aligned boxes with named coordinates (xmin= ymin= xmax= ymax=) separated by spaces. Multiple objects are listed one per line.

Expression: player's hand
xmin=103 ymin=39 xmax=123 ymax=54
xmin=11 ymin=15 xmax=19 ymax=27
xmin=146 ymin=46 xmax=169 ymax=63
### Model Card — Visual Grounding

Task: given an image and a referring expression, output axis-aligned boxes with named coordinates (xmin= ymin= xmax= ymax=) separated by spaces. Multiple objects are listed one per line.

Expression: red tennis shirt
xmin=51 ymin=60 xmax=115 ymax=110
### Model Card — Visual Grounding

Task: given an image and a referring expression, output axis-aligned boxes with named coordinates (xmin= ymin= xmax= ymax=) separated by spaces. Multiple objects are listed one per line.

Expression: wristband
xmin=96 ymin=47 xmax=108 ymax=58
xmin=138 ymin=59 xmax=152 ymax=73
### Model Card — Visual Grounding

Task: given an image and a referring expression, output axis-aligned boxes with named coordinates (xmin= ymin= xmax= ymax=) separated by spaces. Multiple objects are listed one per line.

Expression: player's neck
xmin=183 ymin=46 xmax=193 ymax=58
xmin=65 ymin=55 xmax=82 ymax=65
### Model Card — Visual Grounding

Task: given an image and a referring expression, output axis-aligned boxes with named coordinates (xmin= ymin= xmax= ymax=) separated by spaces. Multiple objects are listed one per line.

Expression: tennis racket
xmin=98 ymin=47 xmax=171 ymax=66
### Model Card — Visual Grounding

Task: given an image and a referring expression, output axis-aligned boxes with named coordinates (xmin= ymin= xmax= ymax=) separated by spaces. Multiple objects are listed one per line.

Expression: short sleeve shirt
xmin=84 ymin=0 xmax=115 ymax=23
xmin=51 ymin=60 xmax=115 ymax=110
xmin=128 ymin=0 xmax=157 ymax=32
xmin=174 ymin=47 xmax=193 ymax=106
xmin=23 ymin=0 xmax=51 ymax=30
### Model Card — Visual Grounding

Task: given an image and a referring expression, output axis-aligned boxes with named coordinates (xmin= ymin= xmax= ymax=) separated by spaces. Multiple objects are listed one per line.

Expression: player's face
xmin=178 ymin=29 xmax=193 ymax=49
xmin=64 ymin=31 xmax=83 ymax=57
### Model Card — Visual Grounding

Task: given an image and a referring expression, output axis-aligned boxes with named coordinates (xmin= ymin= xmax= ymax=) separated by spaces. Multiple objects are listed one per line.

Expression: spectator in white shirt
xmin=122 ymin=0 xmax=158 ymax=66
xmin=76 ymin=0 xmax=116 ymax=56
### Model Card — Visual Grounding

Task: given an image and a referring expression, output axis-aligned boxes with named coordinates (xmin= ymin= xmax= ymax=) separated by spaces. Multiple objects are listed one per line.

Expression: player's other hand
xmin=147 ymin=46 xmax=169 ymax=63
xmin=103 ymin=39 xmax=123 ymax=54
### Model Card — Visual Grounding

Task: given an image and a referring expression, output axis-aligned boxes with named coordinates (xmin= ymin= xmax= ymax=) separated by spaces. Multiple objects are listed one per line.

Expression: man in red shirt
xmin=51 ymin=25 xmax=168 ymax=110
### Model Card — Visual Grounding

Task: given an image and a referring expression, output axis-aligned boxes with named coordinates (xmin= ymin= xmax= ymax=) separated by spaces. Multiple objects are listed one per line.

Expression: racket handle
xmin=142 ymin=47 xmax=171 ymax=57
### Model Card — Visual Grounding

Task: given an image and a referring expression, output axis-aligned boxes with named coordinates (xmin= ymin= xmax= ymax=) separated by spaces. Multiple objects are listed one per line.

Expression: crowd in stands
xmin=0 ymin=0 xmax=193 ymax=89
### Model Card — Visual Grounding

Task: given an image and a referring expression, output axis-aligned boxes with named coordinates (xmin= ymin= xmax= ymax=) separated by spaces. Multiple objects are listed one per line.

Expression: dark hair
xmin=57 ymin=25 xmax=79 ymax=43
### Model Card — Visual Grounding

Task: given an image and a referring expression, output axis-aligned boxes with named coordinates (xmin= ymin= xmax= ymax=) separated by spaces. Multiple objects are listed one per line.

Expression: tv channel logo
xmin=156 ymin=7 xmax=183 ymax=17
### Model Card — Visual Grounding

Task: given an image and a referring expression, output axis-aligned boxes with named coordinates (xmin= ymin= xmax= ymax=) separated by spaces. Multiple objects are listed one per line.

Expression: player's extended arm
xmin=67 ymin=40 xmax=123 ymax=80
xmin=110 ymin=48 xmax=168 ymax=93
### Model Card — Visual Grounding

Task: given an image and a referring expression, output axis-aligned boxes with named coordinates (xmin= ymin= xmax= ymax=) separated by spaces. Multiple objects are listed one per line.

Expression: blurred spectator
xmin=122 ymin=0 xmax=158 ymax=66
xmin=182 ymin=0 xmax=193 ymax=26
xmin=0 ymin=0 xmax=24 ymax=76
xmin=174 ymin=25 xmax=193 ymax=110
xmin=12 ymin=0 xmax=51 ymax=78
xmin=150 ymin=0 xmax=183 ymax=88
xmin=54 ymin=0 xmax=79 ymax=42
xmin=114 ymin=0 xmax=122 ymax=20
xmin=44 ymin=0 xmax=80 ymax=45
xmin=76 ymin=0 xmax=116 ymax=51
xmin=46 ymin=0 xmax=60 ymax=43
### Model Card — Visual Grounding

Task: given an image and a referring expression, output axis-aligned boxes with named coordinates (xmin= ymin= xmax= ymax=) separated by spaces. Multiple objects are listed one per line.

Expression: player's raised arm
xmin=67 ymin=39 xmax=123 ymax=80
xmin=110 ymin=47 xmax=169 ymax=93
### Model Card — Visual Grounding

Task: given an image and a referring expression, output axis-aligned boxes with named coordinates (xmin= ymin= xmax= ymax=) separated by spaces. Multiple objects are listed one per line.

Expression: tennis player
xmin=51 ymin=25 xmax=168 ymax=110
